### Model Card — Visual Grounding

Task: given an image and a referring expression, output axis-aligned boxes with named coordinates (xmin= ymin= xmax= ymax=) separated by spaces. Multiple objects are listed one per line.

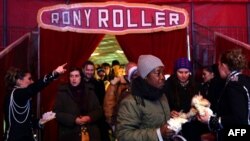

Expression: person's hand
xmin=75 ymin=116 xmax=91 ymax=125
xmin=160 ymin=123 xmax=175 ymax=139
xmin=110 ymin=77 xmax=121 ymax=85
xmin=186 ymin=107 xmax=198 ymax=118
xmin=197 ymin=110 xmax=211 ymax=124
xmin=54 ymin=63 xmax=67 ymax=74
xmin=80 ymin=116 xmax=91 ymax=123
xmin=75 ymin=117 xmax=82 ymax=125
xmin=170 ymin=110 xmax=180 ymax=118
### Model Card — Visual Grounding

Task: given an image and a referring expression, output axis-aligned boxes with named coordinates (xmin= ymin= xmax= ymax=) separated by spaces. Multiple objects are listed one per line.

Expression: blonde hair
xmin=220 ymin=49 xmax=248 ymax=71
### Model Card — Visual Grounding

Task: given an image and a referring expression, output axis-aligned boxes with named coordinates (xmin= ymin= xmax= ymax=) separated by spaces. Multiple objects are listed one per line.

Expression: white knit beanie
xmin=137 ymin=55 xmax=164 ymax=78
xmin=127 ymin=66 xmax=137 ymax=82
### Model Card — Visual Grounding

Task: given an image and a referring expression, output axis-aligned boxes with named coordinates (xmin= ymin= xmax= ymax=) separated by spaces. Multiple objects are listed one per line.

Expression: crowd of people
xmin=3 ymin=48 xmax=250 ymax=141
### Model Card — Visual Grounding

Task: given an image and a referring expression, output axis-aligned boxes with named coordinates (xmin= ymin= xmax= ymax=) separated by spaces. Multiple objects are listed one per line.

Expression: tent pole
xmin=187 ymin=27 xmax=191 ymax=61
xmin=36 ymin=27 xmax=41 ymax=141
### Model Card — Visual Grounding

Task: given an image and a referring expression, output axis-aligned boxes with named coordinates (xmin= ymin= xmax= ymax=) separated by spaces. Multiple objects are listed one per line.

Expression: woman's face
xmin=176 ymin=68 xmax=190 ymax=83
xmin=202 ymin=69 xmax=214 ymax=83
xmin=69 ymin=70 xmax=81 ymax=87
xmin=145 ymin=66 xmax=165 ymax=89
xmin=218 ymin=61 xmax=229 ymax=79
xmin=17 ymin=73 xmax=33 ymax=88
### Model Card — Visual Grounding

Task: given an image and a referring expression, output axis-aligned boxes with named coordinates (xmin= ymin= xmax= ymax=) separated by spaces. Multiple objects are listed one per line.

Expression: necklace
xmin=9 ymin=87 xmax=30 ymax=124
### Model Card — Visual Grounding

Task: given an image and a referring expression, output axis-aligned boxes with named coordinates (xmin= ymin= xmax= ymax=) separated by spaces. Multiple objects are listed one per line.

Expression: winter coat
xmin=163 ymin=74 xmax=206 ymax=141
xmin=116 ymin=77 xmax=171 ymax=141
xmin=3 ymin=72 xmax=58 ymax=141
xmin=218 ymin=74 xmax=250 ymax=125
xmin=104 ymin=76 xmax=129 ymax=126
xmin=54 ymin=83 xmax=103 ymax=141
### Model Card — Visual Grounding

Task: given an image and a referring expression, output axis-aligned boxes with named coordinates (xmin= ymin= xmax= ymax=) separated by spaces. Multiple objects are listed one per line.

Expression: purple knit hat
xmin=174 ymin=57 xmax=192 ymax=71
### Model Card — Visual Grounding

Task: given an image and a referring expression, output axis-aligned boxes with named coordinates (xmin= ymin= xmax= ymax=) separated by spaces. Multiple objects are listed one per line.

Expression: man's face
xmin=83 ymin=64 xmax=95 ymax=79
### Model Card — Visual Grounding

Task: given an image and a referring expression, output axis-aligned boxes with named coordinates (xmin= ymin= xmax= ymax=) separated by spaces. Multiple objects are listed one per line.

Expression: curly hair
xmin=220 ymin=49 xmax=248 ymax=71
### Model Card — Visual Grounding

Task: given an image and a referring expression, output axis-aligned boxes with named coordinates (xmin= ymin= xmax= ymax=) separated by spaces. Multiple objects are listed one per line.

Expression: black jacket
xmin=211 ymin=74 xmax=250 ymax=141
xmin=54 ymin=83 xmax=103 ymax=141
xmin=3 ymin=72 xmax=58 ymax=141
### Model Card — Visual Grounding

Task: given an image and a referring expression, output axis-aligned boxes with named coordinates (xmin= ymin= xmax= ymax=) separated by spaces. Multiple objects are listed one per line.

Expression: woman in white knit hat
xmin=116 ymin=55 xmax=174 ymax=141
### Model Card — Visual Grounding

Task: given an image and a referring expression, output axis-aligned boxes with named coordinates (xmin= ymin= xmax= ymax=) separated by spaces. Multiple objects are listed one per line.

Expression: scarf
xmin=131 ymin=77 xmax=163 ymax=106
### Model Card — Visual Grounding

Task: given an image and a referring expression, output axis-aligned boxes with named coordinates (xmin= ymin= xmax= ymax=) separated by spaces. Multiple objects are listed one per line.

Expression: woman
xmin=3 ymin=63 xmax=67 ymax=141
xmin=200 ymin=64 xmax=224 ymax=113
xmin=116 ymin=55 xmax=174 ymax=141
xmin=54 ymin=67 xmax=103 ymax=141
xmin=163 ymin=57 xmax=205 ymax=141
xmin=199 ymin=65 xmax=225 ymax=141
xmin=164 ymin=57 xmax=197 ymax=114
xmin=198 ymin=49 xmax=250 ymax=141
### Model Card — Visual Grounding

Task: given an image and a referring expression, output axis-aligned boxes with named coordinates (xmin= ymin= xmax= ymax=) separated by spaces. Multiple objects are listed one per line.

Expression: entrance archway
xmin=89 ymin=34 xmax=128 ymax=65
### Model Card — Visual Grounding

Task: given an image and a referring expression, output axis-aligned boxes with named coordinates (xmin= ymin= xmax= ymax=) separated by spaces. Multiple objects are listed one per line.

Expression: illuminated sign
xmin=37 ymin=2 xmax=189 ymax=35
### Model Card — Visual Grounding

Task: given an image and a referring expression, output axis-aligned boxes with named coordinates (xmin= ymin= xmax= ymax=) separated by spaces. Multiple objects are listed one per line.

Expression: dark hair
xmin=101 ymin=62 xmax=111 ymax=67
xmin=82 ymin=60 xmax=95 ymax=69
xmin=4 ymin=67 xmax=29 ymax=89
xmin=220 ymin=49 xmax=248 ymax=71
xmin=202 ymin=65 xmax=214 ymax=73
xmin=202 ymin=64 xmax=221 ymax=79
xmin=112 ymin=60 xmax=120 ymax=66
xmin=69 ymin=67 xmax=83 ymax=76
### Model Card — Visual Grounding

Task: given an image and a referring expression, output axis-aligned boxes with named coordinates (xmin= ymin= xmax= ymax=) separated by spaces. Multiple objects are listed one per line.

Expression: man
xmin=82 ymin=60 xmax=111 ymax=141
